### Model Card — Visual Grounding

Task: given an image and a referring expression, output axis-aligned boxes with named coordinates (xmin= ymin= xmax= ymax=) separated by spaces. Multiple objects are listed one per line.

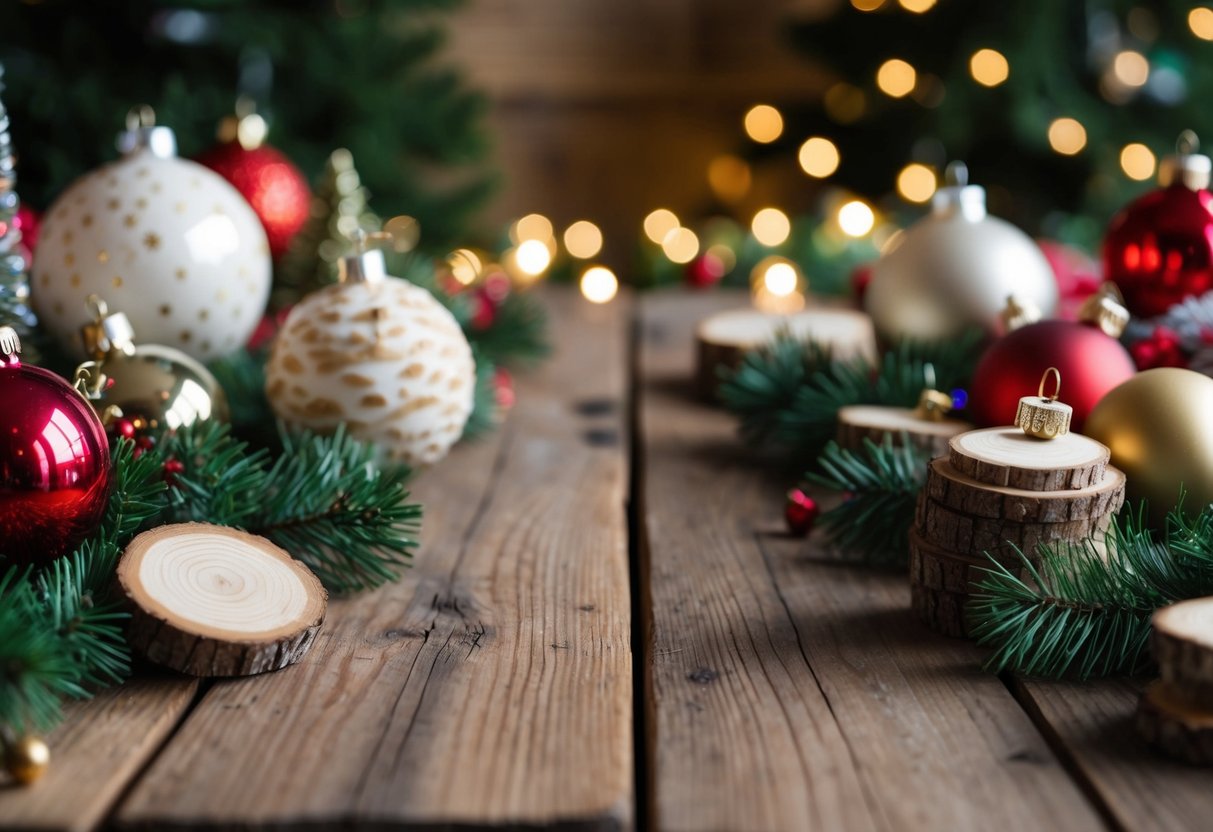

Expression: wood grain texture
xmin=638 ymin=290 xmax=1104 ymax=832
xmin=1136 ymin=682 xmax=1213 ymax=765
xmin=917 ymin=496 xmax=1110 ymax=557
xmin=114 ymin=289 xmax=634 ymax=831
xmin=925 ymin=459 xmax=1126 ymax=523
xmin=0 ymin=677 xmax=197 ymax=832
xmin=948 ymin=428 xmax=1109 ymax=491
xmin=1015 ymin=677 xmax=1213 ymax=830
xmin=836 ymin=405 xmax=971 ymax=459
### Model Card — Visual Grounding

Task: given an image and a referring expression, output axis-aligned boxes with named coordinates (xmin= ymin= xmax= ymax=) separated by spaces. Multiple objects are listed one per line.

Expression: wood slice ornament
xmin=923 ymin=458 xmax=1126 ymax=524
xmin=948 ymin=427 xmax=1109 ymax=491
xmin=694 ymin=307 xmax=876 ymax=399
xmin=1153 ymin=598 xmax=1213 ymax=699
xmin=117 ymin=523 xmax=327 ymax=677
xmin=837 ymin=390 xmax=973 ymax=458
xmin=1136 ymin=681 xmax=1213 ymax=765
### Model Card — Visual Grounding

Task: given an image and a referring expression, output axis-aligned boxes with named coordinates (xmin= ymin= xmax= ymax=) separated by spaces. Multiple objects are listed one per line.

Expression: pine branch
xmin=807 ymin=435 xmax=930 ymax=565
xmin=161 ymin=422 xmax=271 ymax=528
xmin=207 ymin=348 xmax=274 ymax=435
xmin=250 ymin=426 xmax=422 ymax=593
xmin=466 ymin=290 xmax=550 ymax=369
xmin=721 ymin=330 xmax=982 ymax=463
xmin=969 ymin=500 xmax=1213 ymax=679
xmin=462 ymin=352 xmax=501 ymax=439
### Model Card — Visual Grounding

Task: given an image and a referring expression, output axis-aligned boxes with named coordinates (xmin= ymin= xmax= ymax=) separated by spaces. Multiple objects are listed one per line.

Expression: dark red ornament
xmin=196 ymin=141 xmax=310 ymax=259
xmin=969 ymin=320 xmax=1136 ymax=431
xmin=1131 ymin=326 xmax=1188 ymax=370
xmin=470 ymin=288 xmax=498 ymax=331
xmin=850 ymin=262 xmax=875 ymax=303
xmin=14 ymin=203 xmax=39 ymax=254
xmin=784 ymin=488 xmax=819 ymax=537
xmin=685 ymin=252 xmax=726 ymax=289
xmin=1103 ymin=134 xmax=1213 ymax=318
xmin=1038 ymin=239 xmax=1101 ymax=319
xmin=0 ymin=339 xmax=112 ymax=567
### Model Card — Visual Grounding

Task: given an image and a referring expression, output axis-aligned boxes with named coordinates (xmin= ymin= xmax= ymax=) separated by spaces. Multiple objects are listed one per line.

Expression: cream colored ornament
xmin=33 ymin=107 xmax=271 ymax=361
xmin=266 ymin=246 xmax=475 ymax=466
xmin=865 ymin=162 xmax=1057 ymax=342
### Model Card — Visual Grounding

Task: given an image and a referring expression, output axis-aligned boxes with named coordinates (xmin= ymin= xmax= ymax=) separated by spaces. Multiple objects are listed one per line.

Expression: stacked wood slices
xmin=910 ymin=427 xmax=1126 ymax=637
xmin=1138 ymin=599 xmax=1213 ymax=764
xmin=836 ymin=404 xmax=973 ymax=459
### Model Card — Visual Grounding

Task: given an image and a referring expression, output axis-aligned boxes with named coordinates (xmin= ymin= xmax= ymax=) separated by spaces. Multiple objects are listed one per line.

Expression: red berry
xmin=784 ymin=488 xmax=819 ymax=537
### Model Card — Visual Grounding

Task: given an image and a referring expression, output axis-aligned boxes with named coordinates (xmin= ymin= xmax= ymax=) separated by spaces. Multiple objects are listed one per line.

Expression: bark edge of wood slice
xmin=925 ymin=458 xmax=1126 ymax=523
xmin=118 ymin=522 xmax=328 ymax=677
xmin=948 ymin=427 xmax=1110 ymax=491
xmin=1137 ymin=681 xmax=1213 ymax=765
xmin=694 ymin=307 xmax=876 ymax=399
xmin=1154 ymin=598 xmax=1213 ymax=692
xmin=837 ymin=405 xmax=973 ymax=459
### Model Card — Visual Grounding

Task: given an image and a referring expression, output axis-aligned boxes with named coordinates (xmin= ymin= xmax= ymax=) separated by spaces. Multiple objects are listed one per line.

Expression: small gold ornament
xmin=913 ymin=364 xmax=955 ymax=422
xmin=78 ymin=295 xmax=228 ymax=435
xmin=1078 ymin=282 xmax=1131 ymax=338
xmin=1015 ymin=367 xmax=1072 ymax=439
xmin=1086 ymin=368 xmax=1213 ymax=525
xmin=4 ymin=735 xmax=50 ymax=785
xmin=999 ymin=293 xmax=1043 ymax=334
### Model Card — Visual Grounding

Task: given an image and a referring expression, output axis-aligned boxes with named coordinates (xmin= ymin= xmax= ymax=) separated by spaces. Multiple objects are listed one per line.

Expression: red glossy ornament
xmin=1039 ymin=239 xmax=1101 ymax=319
xmin=470 ymin=288 xmax=497 ymax=331
xmin=14 ymin=203 xmax=39 ymax=254
xmin=196 ymin=140 xmax=310 ymax=259
xmin=1103 ymin=134 xmax=1213 ymax=318
xmin=0 ymin=335 xmax=112 ymax=568
xmin=784 ymin=488 xmax=819 ymax=537
xmin=969 ymin=320 xmax=1136 ymax=431
xmin=1131 ymin=326 xmax=1188 ymax=371
xmin=685 ymin=252 xmax=726 ymax=289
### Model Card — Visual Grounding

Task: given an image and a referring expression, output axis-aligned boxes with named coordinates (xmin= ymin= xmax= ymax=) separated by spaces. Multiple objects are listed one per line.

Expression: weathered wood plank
xmin=1015 ymin=678 xmax=1213 ymax=832
xmin=0 ymin=677 xmax=196 ymax=832
xmin=637 ymin=290 xmax=1106 ymax=832
xmin=115 ymin=288 xmax=634 ymax=830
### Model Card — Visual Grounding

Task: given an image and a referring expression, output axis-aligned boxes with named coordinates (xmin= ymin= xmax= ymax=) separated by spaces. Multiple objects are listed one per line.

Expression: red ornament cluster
xmin=1130 ymin=326 xmax=1189 ymax=371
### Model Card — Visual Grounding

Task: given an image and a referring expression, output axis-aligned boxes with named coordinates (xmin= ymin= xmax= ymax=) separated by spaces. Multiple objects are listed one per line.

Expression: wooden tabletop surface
xmin=2 ymin=287 xmax=1209 ymax=831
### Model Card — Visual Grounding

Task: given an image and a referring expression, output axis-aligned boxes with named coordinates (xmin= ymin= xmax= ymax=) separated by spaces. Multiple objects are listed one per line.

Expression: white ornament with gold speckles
xmin=266 ymin=247 xmax=475 ymax=466
xmin=33 ymin=108 xmax=270 ymax=361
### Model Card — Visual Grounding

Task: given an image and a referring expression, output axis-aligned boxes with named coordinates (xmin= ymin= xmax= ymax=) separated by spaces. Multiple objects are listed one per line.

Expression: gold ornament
xmin=78 ymin=295 xmax=228 ymax=434
xmin=1086 ymin=368 xmax=1213 ymax=524
xmin=4 ymin=735 xmax=50 ymax=785
xmin=1015 ymin=367 xmax=1072 ymax=439
xmin=865 ymin=162 xmax=1057 ymax=341
xmin=1078 ymin=282 xmax=1131 ymax=338
xmin=913 ymin=364 xmax=954 ymax=422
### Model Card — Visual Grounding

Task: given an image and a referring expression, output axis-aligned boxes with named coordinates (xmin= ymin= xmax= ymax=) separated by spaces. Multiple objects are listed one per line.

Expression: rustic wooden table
xmin=2 ymin=288 xmax=1209 ymax=831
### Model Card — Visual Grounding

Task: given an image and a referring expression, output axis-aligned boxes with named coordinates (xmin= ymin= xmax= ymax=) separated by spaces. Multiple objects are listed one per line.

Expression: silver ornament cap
xmin=116 ymin=105 xmax=177 ymax=159
xmin=930 ymin=162 xmax=986 ymax=222
xmin=338 ymin=247 xmax=387 ymax=286
xmin=1158 ymin=131 xmax=1211 ymax=191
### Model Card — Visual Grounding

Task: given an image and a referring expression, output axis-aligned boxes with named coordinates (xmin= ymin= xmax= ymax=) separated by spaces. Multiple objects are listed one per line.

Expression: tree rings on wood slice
xmin=836 ymin=405 xmax=973 ymax=459
xmin=948 ymin=428 xmax=1109 ymax=491
xmin=1154 ymin=598 xmax=1213 ymax=699
xmin=918 ymin=497 xmax=1111 ymax=558
xmin=924 ymin=459 xmax=1126 ymax=524
xmin=117 ymin=522 xmax=328 ymax=677
xmin=910 ymin=582 xmax=970 ymax=638
xmin=694 ymin=307 xmax=876 ymax=399
xmin=908 ymin=527 xmax=1020 ymax=595
xmin=1137 ymin=681 xmax=1213 ymax=765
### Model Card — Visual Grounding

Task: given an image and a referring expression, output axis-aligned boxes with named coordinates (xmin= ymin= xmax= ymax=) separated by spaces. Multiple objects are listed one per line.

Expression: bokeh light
xmin=1113 ymin=50 xmax=1150 ymax=88
xmin=1191 ymin=7 xmax=1213 ymax=40
xmin=1120 ymin=143 xmax=1156 ymax=180
xmin=969 ymin=49 xmax=1009 ymax=87
xmin=643 ymin=209 xmax=680 ymax=245
xmin=1047 ymin=118 xmax=1087 ymax=155
xmin=897 ymin=163 xmax=936 ymax=203
xmin=838 ymin=200 xmax=875 ymax=237
xmin=899 ymin=0 xmax=937 ymax=11
xmin=580 ymin=266 xmax=619 ymax=304
xmin=751 ymin=256 xmax=806 ymax=314
xmin=708 ymin=155 xmax=753 ymax=202
xmin=563 ymin=220 xmax=603 ymax=259
xmin=798 ymin=137 xmax=841 ymax=178
xmin=447 ymin=248 xmax=482 ymax=286
xmin=851 ymin=0 xmax=885 ymax=10
xmin=743 ymin=104 xmax=783 ymax=144
xmin=661 ymin=227 xmax=700 ymax=264
xmin=515 ymin=239 xmax=552 ymax=275
xmin=511 ymin=213 xmax=554 ymax=246
xmin=876 ymin=59 xmax=917 ymax=98
xmin=752 ymin=208 xmax=791 ymax=247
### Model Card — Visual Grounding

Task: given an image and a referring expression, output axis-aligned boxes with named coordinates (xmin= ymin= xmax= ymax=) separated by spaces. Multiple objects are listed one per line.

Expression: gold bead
xmin=1015 ymin=367 xmax=1072 ymax=439
xmin=914 ymin=389 xmax=955 ymax=422
xmin=5 ymin=735 xmax=50 ymax=785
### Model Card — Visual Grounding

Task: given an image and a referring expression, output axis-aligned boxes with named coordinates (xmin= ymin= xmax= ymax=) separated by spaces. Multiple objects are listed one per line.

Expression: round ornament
xmin=1103 ymin=132 xmax=1213 ymax=318
xmin=0 ymin=327 xmax=112 ymax=568
xmin=785 ymin=488 xmax=819 ymax=537
xmin=13 ymin=203 xmax=39 ymax=256
xmin=1085 ymin=368 xmax=1213 ymax=523
xmin=865 ymin=163 xmax=1057 ymax=341
xmin=266 ymin=246 xmax=476 ymax=467
xmin=33 ymin=107 xmax=271 ymax=362
xmin=1038 ymin=239 xmax=1101 ymax=319
xmin=77 ymin=296 xmax=229 ymax=440
xmin=3 ymin=735 xmax=50 ymax=785
xmin=195 ymin=108 xmax=310 ymax=260
xmin=685 ymin=251 xmax=726 ymax=289
xmin=969 ymin=296 xmax=1136 ymax=431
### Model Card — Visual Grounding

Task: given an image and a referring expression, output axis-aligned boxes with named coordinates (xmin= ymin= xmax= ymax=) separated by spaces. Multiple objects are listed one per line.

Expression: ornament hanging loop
xmin=125 ymin=104 xmax=156 ymax=131
xmin=1178 ymin=130 xmax=1200 ymax=156
xmin=72 ymin=361 xmax=108 ymax=401
xmin=0 ymin=325 xmax=20 ymax=364
xmin=1038 ymin=367 xmax=1062 ymax=401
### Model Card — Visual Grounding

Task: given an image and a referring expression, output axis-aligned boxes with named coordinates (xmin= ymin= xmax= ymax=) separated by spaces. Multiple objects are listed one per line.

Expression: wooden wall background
xmin=445 ymin=0 xmax=835 ymax=266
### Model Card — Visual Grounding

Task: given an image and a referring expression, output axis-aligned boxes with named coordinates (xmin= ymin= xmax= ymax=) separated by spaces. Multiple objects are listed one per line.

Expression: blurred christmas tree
xmin=0 ymin=0 xmax=493 ymax=247
xmin=775 ymin=0 xmax=1213 ymax=247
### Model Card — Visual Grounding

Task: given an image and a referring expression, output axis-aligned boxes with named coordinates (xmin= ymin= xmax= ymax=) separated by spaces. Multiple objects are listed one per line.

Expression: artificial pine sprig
xmin=807 ymin=435 xmax=930 ymax=565
xmin=720 ymin=330 xmax=982 ymax=463
xmin=969 ymin=499 xmax=1213 ymax=679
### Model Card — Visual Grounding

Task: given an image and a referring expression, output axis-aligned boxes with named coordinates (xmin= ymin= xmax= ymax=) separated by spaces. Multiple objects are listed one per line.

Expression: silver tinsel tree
xmin=0 ymin=64 xmax=39 ymax=363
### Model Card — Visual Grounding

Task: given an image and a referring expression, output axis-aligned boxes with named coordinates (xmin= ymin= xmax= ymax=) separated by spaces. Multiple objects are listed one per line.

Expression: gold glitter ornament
xmin=266 ymin=244 xmax=475 ymax=467
xmin=32 ymin=106 xmax=271 ymax=361
xmin=4 ymin=735 xmax=50 ymax=785
xmin=77 ymin=295 xmax=228 ymax=437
